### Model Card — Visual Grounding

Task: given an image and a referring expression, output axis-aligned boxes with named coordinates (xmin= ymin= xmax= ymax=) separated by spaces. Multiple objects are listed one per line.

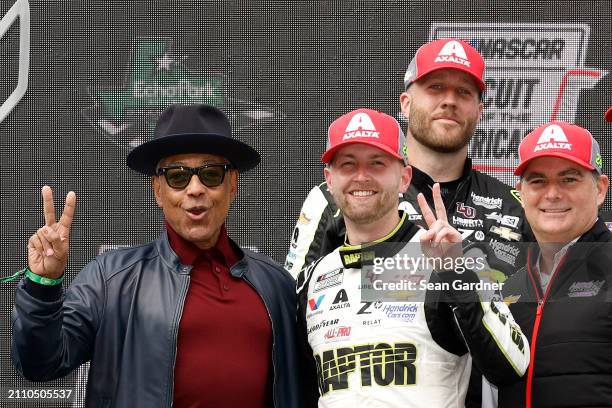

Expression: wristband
xmin=24 ymin=267 xmax=64 ymax=286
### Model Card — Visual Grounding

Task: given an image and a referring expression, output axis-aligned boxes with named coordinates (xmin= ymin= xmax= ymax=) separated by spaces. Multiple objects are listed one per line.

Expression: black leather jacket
xmin=12 ymin=231 xmax=301 ymax=408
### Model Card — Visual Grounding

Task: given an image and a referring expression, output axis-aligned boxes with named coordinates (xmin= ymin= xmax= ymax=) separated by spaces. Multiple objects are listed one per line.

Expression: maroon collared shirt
xmin=168 ymin=224 xmax=272 ymax=408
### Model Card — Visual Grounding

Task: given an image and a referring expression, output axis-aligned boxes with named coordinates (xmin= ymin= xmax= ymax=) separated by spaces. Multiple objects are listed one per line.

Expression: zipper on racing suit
xmin=524 ymin=247 xmax=568 ymax=408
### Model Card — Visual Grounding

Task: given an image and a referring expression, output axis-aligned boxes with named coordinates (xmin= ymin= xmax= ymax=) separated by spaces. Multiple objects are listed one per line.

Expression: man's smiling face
xmin=324 ymin=144 xmax=410 ymax=227
xmin=518 ymin=156 xmax=608 ymax=243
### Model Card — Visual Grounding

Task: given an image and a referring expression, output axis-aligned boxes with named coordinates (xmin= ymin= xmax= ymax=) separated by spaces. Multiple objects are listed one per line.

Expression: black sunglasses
xmin=157 ymin=164 xmax=234 ymax=189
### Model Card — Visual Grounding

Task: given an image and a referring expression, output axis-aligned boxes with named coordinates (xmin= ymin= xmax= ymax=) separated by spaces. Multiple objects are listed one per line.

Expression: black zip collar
xmin=525 ymin=218 xmax=612 ymax=298
xmin=408 ymin=158 xmax=472 ymax=210
xmin=577 ymin=217 xmax=612 ymax=243
xmin=527 ymin=217 xmax=612 ymax=263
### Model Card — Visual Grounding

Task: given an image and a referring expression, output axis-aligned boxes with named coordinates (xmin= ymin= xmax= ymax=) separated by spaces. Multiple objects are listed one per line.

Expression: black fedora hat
xmin=126 ymin=104 xmax=261 ymax=175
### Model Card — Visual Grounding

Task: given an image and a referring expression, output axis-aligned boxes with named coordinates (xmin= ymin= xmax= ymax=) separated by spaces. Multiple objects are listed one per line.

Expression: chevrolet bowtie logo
xmin=490 ymin=226 xmax=521 ymax=241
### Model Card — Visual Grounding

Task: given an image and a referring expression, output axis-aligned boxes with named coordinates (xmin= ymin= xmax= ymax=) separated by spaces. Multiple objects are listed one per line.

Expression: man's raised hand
xmin=416 ymin=183 xmax=462 ymax=260
xmin=27 ymin=186 xmax=76 ymax=279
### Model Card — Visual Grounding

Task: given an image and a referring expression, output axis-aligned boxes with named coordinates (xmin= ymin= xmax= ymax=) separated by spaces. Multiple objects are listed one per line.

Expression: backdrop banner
xmin=1 ymin=1 xmax=610 ymax=406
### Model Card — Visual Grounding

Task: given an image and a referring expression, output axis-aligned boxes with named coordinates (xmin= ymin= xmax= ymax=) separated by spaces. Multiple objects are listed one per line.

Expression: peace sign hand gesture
xmin=416 ymin=183 xmax=463 ymax=265
xmin=27 ymin=186 xmax=76 ymax=280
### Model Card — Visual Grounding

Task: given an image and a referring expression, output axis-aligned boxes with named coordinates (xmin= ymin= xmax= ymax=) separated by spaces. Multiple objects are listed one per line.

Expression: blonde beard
xmin=408 ymin=105 xmax=477 ymax=153
xmin=332 ymin=189 xmax=398 ymax=226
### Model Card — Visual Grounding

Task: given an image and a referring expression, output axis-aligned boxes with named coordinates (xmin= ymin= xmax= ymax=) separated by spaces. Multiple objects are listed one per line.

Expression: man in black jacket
xmin=498 ymin=121 xmax=612 ymax=407
xmin=12 ymin=104 xmax=301 ymax=408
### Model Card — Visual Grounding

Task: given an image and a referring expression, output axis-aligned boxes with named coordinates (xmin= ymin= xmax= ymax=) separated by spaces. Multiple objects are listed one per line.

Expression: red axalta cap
xmin=515 ymin=121 xmax=602 ymax=176
xmin=321 ymin=108 xmax=407 ymax=164
xmin=403 ymin=38 xmax=486 ymax=91
xmin=605 ymin=107 xmax=612 ymax=122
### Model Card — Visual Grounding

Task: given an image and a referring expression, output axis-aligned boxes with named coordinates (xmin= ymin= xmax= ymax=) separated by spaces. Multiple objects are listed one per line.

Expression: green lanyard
xmin=0 ymin=268 xmax=26 ymax=283
xmin=0 ymin=267 xmax=64 ymax=285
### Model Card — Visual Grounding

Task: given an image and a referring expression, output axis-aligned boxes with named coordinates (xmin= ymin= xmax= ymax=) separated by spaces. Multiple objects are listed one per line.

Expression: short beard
xmin=408 ymin=104 xmax=477 ymax=154
xmin=331 ymin=186 xmax=398 ymax=226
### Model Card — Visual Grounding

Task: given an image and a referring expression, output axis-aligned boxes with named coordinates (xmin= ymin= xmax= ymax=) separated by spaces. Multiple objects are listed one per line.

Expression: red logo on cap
xmin=435 ymin=40 xmax=471 ymax=68
xmin=342 ymin=112 xmax=380 ymax=140
xmin=534 ymin=124 xmax=572 ymax=152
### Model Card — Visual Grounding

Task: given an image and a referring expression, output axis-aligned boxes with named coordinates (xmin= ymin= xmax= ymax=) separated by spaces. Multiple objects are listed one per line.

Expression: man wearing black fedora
xmin=11 ymin=104 xmax=302 ymax=407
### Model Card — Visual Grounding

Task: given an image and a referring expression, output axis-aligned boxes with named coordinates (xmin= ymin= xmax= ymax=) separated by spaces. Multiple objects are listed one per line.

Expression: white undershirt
xmin=534 ymin=238 xmax=579 ymax=293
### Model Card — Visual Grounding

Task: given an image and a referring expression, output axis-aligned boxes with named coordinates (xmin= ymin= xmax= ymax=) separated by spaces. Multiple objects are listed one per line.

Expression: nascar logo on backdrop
xmin=429 ymin=23 xmax=607 ymax=183
xmin=0 ymin=0 xmax=29 ymax=123
xmin=83 ymin=37 xmax=283 ymax=149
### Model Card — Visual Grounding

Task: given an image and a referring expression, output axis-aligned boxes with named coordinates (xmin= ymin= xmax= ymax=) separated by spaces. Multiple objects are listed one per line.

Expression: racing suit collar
xmin=410 ymin=158 xmax=472 ymax=190
xmin=409 ymin=158 xmax=472 ymax=207
xmin=338 ymin=212 xmax=419 ymax=268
